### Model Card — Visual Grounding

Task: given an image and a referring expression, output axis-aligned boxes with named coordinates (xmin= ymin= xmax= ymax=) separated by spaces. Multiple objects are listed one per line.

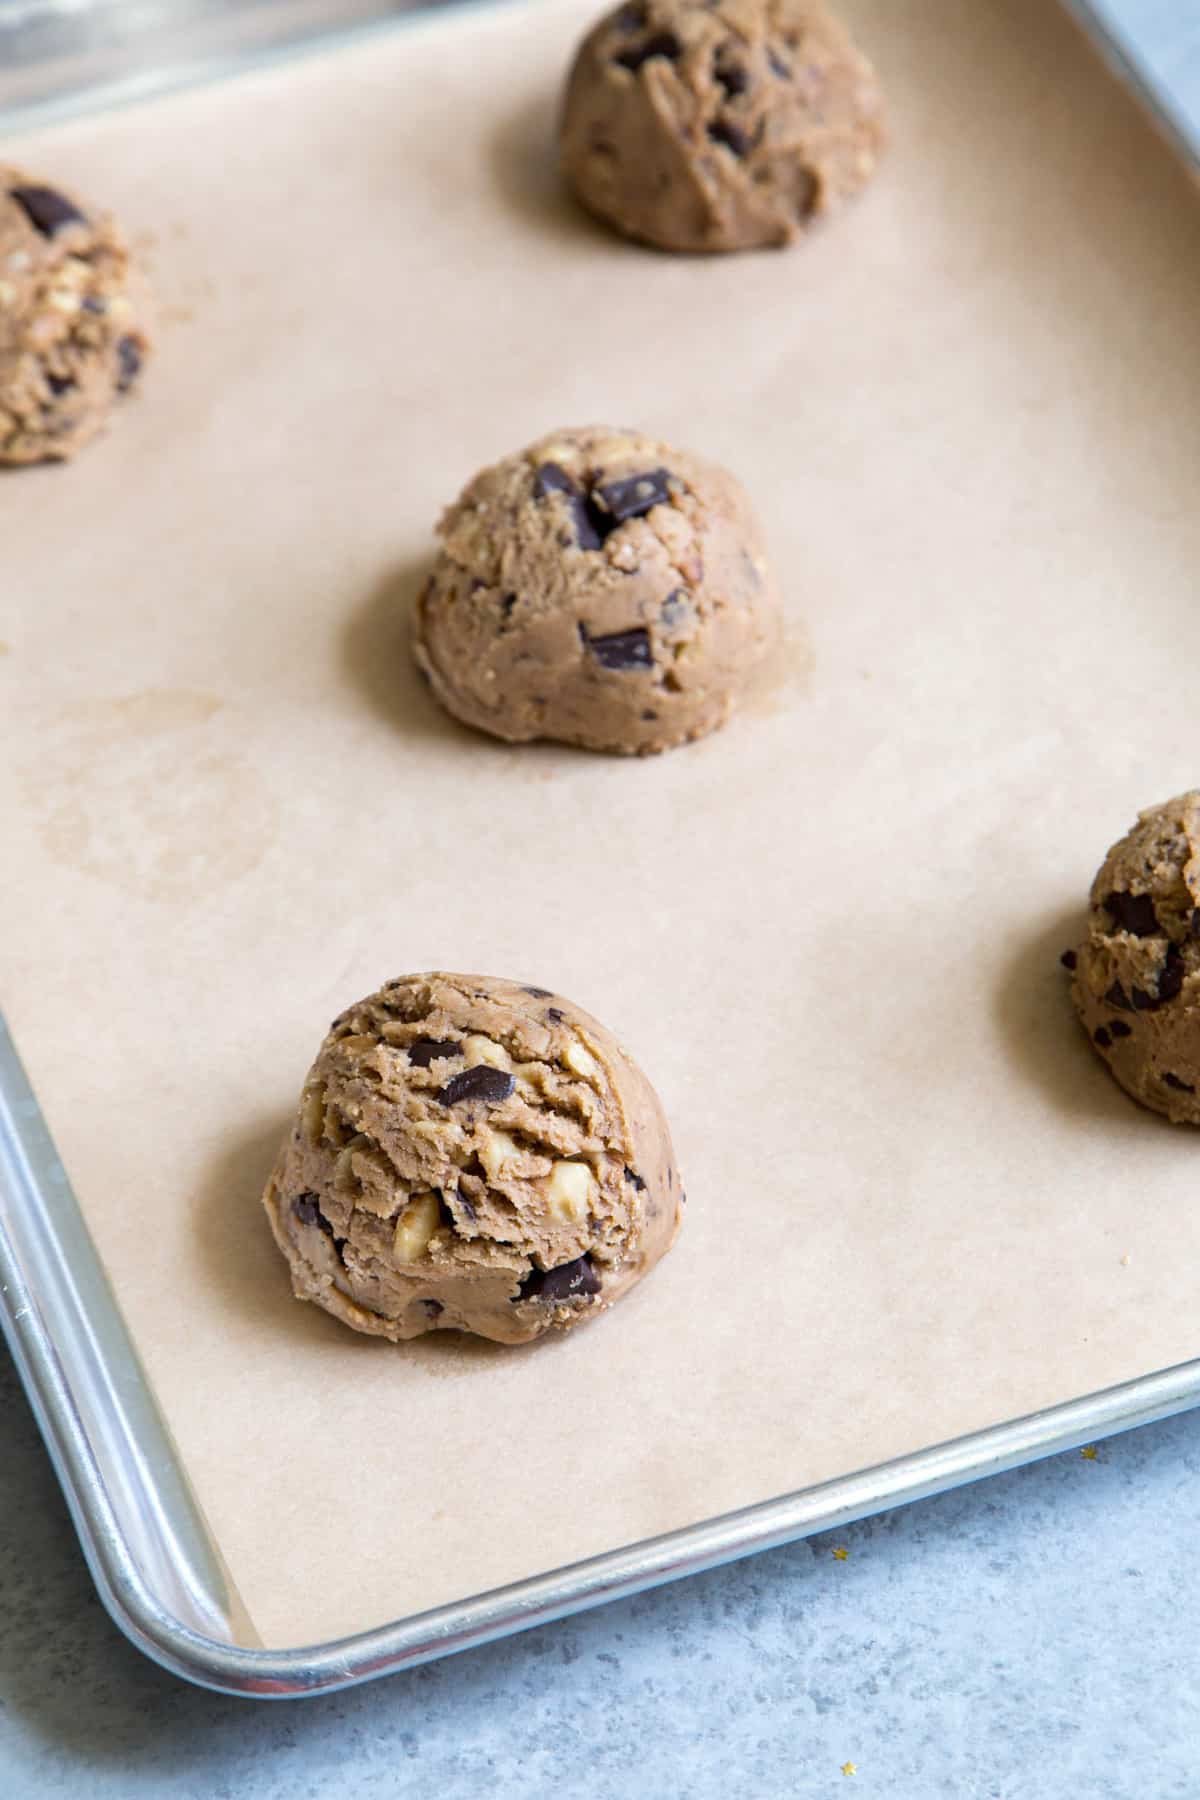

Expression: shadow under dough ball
xmin=0 ymin=168 xmax=150 ymax=465
xmin=263 ymin=974 xmax=684 ymax=1344
xmin=413 ymin=424 xmax=782 ymax=754
xmin=559 ymin=0 xmax=885 ymax=253
xmin=1070 ymin=791 xmax=1200 ymax=1123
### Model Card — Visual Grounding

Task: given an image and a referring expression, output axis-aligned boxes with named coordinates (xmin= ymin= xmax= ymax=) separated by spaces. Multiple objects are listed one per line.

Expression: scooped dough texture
xmin=263 ymin=974 xmax=684 ymax=1344
xmin=1071 ymin=793 xmax=1200 ymax=1124
xmin=413 ymin=425 xmax=781 ymax=755
xmin=560 ymin=0 xmax=885 ymax=253
xmin=0 ymin=169 xmax=149 ymax=465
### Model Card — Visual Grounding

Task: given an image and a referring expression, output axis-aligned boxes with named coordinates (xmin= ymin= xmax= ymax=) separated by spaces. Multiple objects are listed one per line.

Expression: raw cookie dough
xmin=0 ymin=169 xmax=150 ymax=465
xmin=560 ymin=0 xmax=884 ymax=253
xmin=413 ymin=424 xmax=781 ymax=755
xmin=1069 ymin=792 xmax=1200 ymax=1124
xmin=263 ymin=974 xmax=684 ymax=1344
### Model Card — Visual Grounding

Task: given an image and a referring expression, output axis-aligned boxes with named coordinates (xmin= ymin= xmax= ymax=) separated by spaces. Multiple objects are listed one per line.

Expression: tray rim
xmin=2 ymin=0 xmax=1199 ymax=1700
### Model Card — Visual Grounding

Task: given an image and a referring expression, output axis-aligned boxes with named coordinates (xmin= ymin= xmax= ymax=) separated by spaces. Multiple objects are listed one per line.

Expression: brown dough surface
xmin=263 ymin=974 xmax=684 ymax=1344
xmin=1070 ymin=792 xmax=1200 ymax=1124
xmin=0 ymin=169 xmax=149 ymax=466
xmin=413 ymin=424 xmax=781 ymax=755
xmin=559 ymin=0 xmax=884 ymax=253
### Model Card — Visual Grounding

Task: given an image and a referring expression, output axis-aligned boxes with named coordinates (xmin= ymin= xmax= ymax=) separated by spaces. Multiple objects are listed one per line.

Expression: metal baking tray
xmin=2 ymin=0 xmax=1200 ymax=1699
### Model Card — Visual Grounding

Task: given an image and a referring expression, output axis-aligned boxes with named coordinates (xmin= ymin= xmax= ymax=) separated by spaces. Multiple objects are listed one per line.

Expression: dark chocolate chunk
xmin=615 ymin=31 xmax=682 ymax=72
xmin=1109 ymin=1019 xmax=1132 ymax=1039
xmin=1103 ymin=891 xmax=1159 ymax=936
xmin=533 ymin=460 xmax=602 ymax=551
xmin=533 ymin=461 xmax=575 ymax=499
xmin=1093 ymin=1027 xmax=1112 ymax=1049
xmin=437 ymin=1064 xmax=515 ymax=1107
xmin=501 ymin=593 xmax=517 ymax=619
xmin=641 ymin=710 xmax=659 ymax=721
xmin=408 ymin=1037 xmax=460 ymax=1066
xmin=624 ymin=1166 xmax=646 ymax=1191
xmin=9 ymin=184 xmax=86 ymax=237
xmin=455 ymin=1188 xmax=478 ymax=1222
xmin=1059 ymin=949 xmax=1077 ymax=971
xmin=1104 ymin=981 xmax=1134 ymax=1012
xmin=293 ymin=1192 xmax=322 ymax=1226
xmin=708 ymin=117 xmax=750 ymax=157
xmin=45 ymin=372 xmax=75 ymax=397
xmin=1156 ymin=943 xmax=1185 ymax=1004
xmin=585 ymin=627 xmax=653 ymax=671
xmin=81 ymin=294 xmax=108 ymax=315
xmin=1131 ymin=986 xmax=1157 ymax=1011
xmin=523 ymin=985 xmax=552 ymax=997
xmin=115 ymin=335 xmax=142 ymax=393
xmin=515 ymin=1254 xmax=601 ymax=1303
xmin=590 ymin=467 xmax=673 ymax=525
xmin=1164 ymin=1073 xmax=1195 ymax=1093
xmin=422 ymin=1298 xmax=445 ymax=1318
xmin=547 ymin=1007 xmax=565 ymax=1023
xmin=714 ymin=58 xmax=748 ymax=98
xmin=767 ymin=47 xmax=792 ymax=78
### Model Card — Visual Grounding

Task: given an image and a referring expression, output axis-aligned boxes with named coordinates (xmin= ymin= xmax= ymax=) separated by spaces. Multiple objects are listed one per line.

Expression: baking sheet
xmin=3 ymin=0 xmax=1200 ymax=1653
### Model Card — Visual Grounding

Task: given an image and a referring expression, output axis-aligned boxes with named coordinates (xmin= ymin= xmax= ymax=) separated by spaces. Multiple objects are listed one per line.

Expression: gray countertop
xmin=4 ymin=6 xmax=1200 ymax=1796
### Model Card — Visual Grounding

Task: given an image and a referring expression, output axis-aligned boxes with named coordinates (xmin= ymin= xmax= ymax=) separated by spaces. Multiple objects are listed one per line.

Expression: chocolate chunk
xmin=1156 ymin=943 xmax=1185 ymax=1004
xmin=1131 ymin=986 xmax=1157 ymax=1012
xmin=1103 ymin=891 xmax=1159 ymax=936
xmin=533 ymin=461 xmax=602 ymax=551
xmin=1093 ymin=1027 xmax=1112 ymax=1049
xmin=408 ymin=1037 xmax=460 ymax=1066
xmin=1059 ymin=949 xmax=1077 ymax=971
xmin=533 ymin=461 xmax=575 ymax=499
xmin=9 ymin=184 xmax=86 ymax=236
xmin=641 ymin=709 xmax=659 ymax=721
xmin=454 ymin=1188 xmax=478 ymax=1222
xmin=1109 ymin=1019 xmax=1132 ymax=1039
xmin=767 ymin=47 xmax=791 ymax=78
xmin=590 ymin=468 xmax=673 ymax=525
xmin=586 ymin=627 xmax=653 ymax=671
xmin=523 ymin=985 xmax=552 ymax=997
xmin=708 ymin=118 xmax=750 ymax=157
xmin=1104 ymin=981 xmax=1134 ymax=1012
xmin=500 ymin=593 xmax=517 ymax=619
xmin=1164 ymin=1073 xmax=1195 ymax=1093
xmin=293 ymin=1193 xmax=322 ymax=1226
xmin=615 ymin=31 xmax=682 ymax=71
xmin=714 ymin=59 xmax=748 ymax=98
xmin=437 ymin=1065 xmax=515 ymax=1107
xmin=624 ymin=1166 xmax=646 ymax=1191
xmin=45 ymin=373 xmax=75 ymax=397
xmin=115 ymin=335 xmax=142 ymax=393
xmin=547 ymin=1007 xmax=565 ymax=1023
xmin=515 ymin=1254 xmax=601 ymax=1303
xmin=81 ymin=294 xmax=108 ymax=315
xmin=422 ymin=1298 xmax=445 ymax=1317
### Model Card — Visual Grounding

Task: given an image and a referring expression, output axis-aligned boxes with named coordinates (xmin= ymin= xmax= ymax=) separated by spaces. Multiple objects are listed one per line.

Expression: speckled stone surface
xmin=3 ymin=6 xmax=1200 ymax=1797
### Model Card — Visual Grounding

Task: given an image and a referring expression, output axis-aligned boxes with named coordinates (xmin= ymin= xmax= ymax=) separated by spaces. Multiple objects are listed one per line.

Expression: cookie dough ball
xmin=560 ymin=0 xmax=884 ymax=253
xmin=0 ymin=169 xmax=149 ymax=466
xmin=1069 ymin=793 xmax=1200 ymax=1123
xmin=413 ymin=424 xmax=781 ymax=755
xmin=263 ymin=974 xmax=684 ymax=1344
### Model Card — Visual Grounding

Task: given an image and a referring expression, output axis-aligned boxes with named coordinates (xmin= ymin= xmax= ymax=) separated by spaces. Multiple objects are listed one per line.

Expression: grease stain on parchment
xmin=22 ymin=690 xmax=278 ymax=903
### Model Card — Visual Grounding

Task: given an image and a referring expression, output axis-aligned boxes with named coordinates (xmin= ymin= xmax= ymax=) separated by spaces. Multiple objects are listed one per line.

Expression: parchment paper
xmin=4 ymin=0 xmax=1200 ymax=1651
